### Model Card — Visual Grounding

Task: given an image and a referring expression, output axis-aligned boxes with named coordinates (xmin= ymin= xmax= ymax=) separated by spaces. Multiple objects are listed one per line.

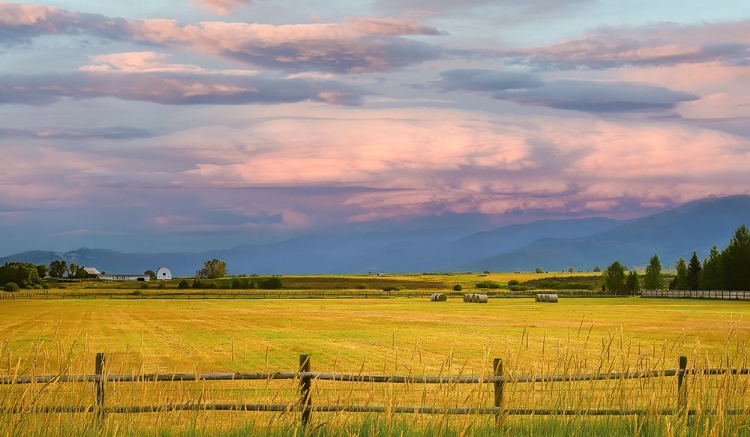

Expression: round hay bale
xmin=475 ymin=294 xmax=488 ymax=303
xmin=434 ymin=293 xmax=447 ymax=302
xmin=471 ymin=293 xmax=479 ymax=303
xmin=535 ymin=294 xmax=541 ymax=302
xmin=430 ymin=293 xmax=437 ymax=301
xmin=464 ymin=294 xmax=470 ymax=302
xmin=548 ymin=293 xmax=559 ymax=303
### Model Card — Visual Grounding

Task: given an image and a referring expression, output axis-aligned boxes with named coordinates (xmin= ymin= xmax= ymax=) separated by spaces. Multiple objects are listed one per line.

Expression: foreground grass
xmin=1 ymin=296 xmax=748 ymax=436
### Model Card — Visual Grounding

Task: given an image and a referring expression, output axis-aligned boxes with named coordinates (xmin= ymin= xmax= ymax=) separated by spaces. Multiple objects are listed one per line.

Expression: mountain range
xmin=2 ymin=195 xmax=749 ymax=276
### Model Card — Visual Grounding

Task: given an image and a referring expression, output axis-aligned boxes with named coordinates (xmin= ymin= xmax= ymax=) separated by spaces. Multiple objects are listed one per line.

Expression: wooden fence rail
xmin=1 ymin=353 xmax=748 ymax=427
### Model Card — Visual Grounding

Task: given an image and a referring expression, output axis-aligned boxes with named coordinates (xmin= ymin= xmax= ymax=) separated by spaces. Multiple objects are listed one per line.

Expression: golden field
xmin=1 ymin=280 xmax=748 ymax=436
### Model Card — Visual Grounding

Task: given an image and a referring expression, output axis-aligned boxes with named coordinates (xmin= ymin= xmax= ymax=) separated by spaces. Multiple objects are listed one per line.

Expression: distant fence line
xmin=642 ymin=290 xmax=750 ymax=300
xmin=1 ymin=353 xmax=748 ymax=427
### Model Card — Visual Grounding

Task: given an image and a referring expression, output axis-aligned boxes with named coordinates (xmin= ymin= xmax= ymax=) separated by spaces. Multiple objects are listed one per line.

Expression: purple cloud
xmin=0 ymin=71 xmax=365 ymax=106
xmin=493 ymin=80 xmax=700 ymax=113
xmin=502 ymin=20 xmax=750 ymax=70
xmin=434 ymin=69 xmax=544 ymax=92
xmin=435 ymin=69 xmax=699 ymax=114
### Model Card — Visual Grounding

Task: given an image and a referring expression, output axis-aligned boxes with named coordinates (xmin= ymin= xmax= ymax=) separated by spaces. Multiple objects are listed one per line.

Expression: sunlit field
xmin=1 ymin=290 xmax=748 ymax=436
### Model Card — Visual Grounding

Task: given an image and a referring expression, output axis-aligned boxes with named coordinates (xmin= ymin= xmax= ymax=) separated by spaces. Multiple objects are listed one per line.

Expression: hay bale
xmin=431 ymin=293 xmax=447 ymax=302
xmin=475 ymin=294 xmax=488 ymax=303
xmin=536 ymin=293 xmax=559 ymax=303
xmin=464 ymin=294 xmax=470 ymax=302
xmin=535 ymin=294 xmax=541 ymax=302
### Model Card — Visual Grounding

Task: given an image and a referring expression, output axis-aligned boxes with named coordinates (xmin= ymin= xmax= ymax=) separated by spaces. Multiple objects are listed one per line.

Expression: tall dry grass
xmin=1 ymin=329 xmax=748 ymax=437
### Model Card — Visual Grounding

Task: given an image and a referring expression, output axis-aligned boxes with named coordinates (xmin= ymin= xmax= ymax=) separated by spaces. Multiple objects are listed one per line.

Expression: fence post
xmin=299 ymin=354 xmax=312 ymax=428
xmin=95 ymin=352 xmax=106 ymax=423
xmin=493 ymin=358 xmax=504 ymax=426
xmin=677 ymin=355 xmax=688 ymax=411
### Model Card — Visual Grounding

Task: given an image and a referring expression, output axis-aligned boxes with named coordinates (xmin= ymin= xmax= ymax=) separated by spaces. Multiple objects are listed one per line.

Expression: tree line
xmin=602 ymin=225 xmax=750 ymax=293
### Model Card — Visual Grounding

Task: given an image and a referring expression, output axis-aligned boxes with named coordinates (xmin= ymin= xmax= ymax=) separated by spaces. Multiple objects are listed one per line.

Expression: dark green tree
xmin=177 ymin=279 xmax=190 ymax=289
xmin=722 ymin=225 xmax=750 ymax=291
xmin=0 ymin=262 xmax=41 ymax=288
xmin=686 ymin=252 xmax=702 ymax=290
xmin=603 ymin=261 xmax=626 ymax=293
xmin=49 ymin=260 xmax=67 ymax=278
xmin=626 ymin=270 xmax=640 ymax=294
xmin=643 ymin=254 xmax=663 ymax=289
xmin=68 ymin=262 xmax=78 ymax=278
xmin=144 ymin=270 xmax=156 ymax=280
xmin=258 ymin=277 xmax=283 ymax=289
xmin=671 ymin=258 xmax=688 ymax=290
xmin=593 ymin=266 xmax=601 ymax=273
xmin=700 ymin=245 xmax=723 ymax=290
xmin=36 ymin=264 xmax=48 ymax=279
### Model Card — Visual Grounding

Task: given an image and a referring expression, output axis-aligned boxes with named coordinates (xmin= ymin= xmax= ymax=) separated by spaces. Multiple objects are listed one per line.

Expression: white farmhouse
xmin=156 ymin=267 xmax=172 ymax=280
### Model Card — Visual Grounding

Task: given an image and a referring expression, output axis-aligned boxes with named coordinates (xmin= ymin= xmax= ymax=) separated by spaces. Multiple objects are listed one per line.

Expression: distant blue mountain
xmin=463 ymin=195 xmax=750 ymax=272
xmin=2 ymin=195 xmax=747 ymax=275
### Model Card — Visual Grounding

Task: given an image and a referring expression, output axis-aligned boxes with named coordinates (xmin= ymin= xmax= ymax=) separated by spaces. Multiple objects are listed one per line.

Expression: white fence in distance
xmin=641 ymin=290 xmax=750 ymax=300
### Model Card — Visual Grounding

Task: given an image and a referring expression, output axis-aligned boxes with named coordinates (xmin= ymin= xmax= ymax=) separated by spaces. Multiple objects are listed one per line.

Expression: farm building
xmin=101 ymin=274 xmax=150 ymax=281
xmin=82 ymin=267 xmax=101 ymax=279
xmin=156 ymin=267 xmax=172 ymax=280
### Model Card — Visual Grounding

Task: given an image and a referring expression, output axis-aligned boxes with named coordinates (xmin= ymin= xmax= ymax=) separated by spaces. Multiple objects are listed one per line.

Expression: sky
xmin=1 ymin=0 xmax=749 ymax=255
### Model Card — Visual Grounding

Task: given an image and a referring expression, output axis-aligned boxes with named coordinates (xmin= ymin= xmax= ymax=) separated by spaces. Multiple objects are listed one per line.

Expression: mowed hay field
xmin=1 ymin=295 xmax=749 ymax=436
xmin=3 ymin=297 xmax=747 ymax=372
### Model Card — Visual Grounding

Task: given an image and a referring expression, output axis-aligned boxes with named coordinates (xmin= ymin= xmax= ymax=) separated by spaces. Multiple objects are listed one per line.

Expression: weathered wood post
xmin=299 ymin=354 xmax=312 ymax=428
xmin=493 ymin=358 xmax=504 ymax=426
xmin=677 ymin=355 xmax=688 ymax=411
xmin=95 ymin=352 xmax=106 ymax=423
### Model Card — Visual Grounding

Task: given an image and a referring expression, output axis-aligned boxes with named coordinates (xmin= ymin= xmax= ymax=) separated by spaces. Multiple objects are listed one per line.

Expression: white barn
xmin=156 ymin=267 xmax=172 ymax=280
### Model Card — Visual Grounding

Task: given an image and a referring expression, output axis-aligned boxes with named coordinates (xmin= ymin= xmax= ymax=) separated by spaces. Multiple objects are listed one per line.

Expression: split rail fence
xmin=1 ymin=353 xmax=748 ymax=427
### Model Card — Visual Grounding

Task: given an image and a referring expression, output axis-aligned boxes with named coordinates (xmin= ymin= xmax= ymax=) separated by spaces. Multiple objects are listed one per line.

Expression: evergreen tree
xmin=700 ymin=245 xmax=723 ymax=290
xmin=686 ymin=252 xmax=702 ymax=290
xmin=626 ymin=271 xmax=640 ymax=294
xmin=643 ymin=254 xmax=663 ymax=289
xmin=722 ymin=225 xmax=750 ymax=290
xmin=672 ymin=258 xmax=688 ymax=290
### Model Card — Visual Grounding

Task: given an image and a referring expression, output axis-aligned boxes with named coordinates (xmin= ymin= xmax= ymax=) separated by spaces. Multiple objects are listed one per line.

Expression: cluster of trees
xmin=669 ymin=225 xmax=750 ymax=290
xmin=628 ymin=225 xmax=750 ymax=291
xmin=48 ymin=260 xmax=92 ymax=279
xmin=0 ymin=262 xmax=43 ymax=289
xmin=601 ymin=261 xmax=640 ymax=294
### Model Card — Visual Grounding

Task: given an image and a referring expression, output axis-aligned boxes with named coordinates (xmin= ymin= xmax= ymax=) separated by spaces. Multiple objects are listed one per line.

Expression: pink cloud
xmin=80 ymin=52 xmax=258 ymax=76
xmin=166 ymin=106 xmax=750 ymax=221
xmin=0 ymin=3 xmax=444 ymax=73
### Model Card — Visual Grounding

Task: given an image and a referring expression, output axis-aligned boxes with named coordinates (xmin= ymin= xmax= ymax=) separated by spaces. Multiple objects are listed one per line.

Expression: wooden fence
xmin=642 ymin=290 xmax=750 ymax=300
xmin=1 ymin=353 xmax=748 ymax=427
